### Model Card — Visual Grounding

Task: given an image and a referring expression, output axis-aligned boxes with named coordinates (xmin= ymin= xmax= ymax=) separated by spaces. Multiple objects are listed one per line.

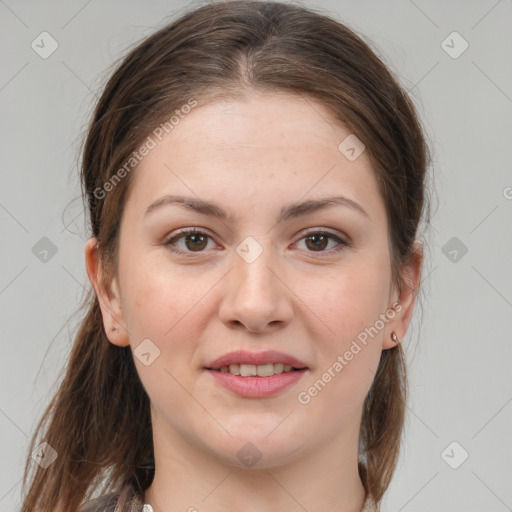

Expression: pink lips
xmin=207 ymin=369 xmax=307 ymax=398
xmin=204 ymin=350 xmax=309 ymax=398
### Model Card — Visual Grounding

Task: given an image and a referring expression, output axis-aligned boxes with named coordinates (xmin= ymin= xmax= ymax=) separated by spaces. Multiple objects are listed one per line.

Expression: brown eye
xmin=296 ymin=231 xmax=348 ymax=255
xmin=183 ymin=233 xmax=208 ymax=251
xmin=304 ymin=233 xmax=329 ymax=251
xmin=165 ymin=229 xmax=214 ymax=255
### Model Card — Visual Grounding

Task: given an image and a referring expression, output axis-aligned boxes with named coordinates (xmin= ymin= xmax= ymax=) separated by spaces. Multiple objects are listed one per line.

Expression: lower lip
xmin=206 ymin=369 xmax=308 ymax=398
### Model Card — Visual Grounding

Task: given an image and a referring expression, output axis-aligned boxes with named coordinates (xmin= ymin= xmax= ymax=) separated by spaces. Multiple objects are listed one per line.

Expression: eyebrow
xmin=143 ymin=194 xmax=369 ymax=222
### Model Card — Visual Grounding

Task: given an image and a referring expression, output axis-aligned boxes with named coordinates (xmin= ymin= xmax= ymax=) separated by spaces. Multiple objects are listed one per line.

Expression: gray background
xmin=1 ymin=1 xmax=511 ymax=511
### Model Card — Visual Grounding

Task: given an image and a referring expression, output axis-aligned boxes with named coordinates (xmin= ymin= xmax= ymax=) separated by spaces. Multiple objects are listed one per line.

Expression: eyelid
xmin=163 ymin=227 xmax=217 ymax=247
xmin=298 ymin=226 xmax=348 ymax=243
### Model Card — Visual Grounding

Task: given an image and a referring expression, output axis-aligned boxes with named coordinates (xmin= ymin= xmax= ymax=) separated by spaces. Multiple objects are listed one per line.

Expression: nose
xmin=218 ymin=239 xmax=294 ymax=334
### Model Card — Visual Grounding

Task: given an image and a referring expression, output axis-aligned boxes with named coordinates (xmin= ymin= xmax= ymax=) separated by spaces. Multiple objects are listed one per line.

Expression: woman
xmin=21 ymin=1 xmax=430 ymax=511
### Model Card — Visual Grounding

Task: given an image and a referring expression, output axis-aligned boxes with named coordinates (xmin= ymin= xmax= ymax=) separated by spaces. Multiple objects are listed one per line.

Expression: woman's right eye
xmin=164 ymin=229 xmax=216 ymax=256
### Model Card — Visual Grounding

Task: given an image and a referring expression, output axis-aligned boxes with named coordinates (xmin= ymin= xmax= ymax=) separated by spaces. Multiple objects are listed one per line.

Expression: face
xmin=87 ymin=91 xmax=416 ymax=469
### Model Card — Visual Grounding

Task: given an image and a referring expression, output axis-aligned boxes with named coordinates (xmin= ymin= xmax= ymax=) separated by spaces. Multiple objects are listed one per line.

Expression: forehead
xmin=171 ymin=91 xmax=348 ymax=154
xmin=126 ymin=91 xmax=385 ymax=222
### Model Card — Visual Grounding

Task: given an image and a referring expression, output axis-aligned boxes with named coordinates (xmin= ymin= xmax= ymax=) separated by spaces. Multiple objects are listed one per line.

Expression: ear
xmin=382 ymin=241 xmax=423 ymax=350
xmin=84 ymin=237 xmax=130 ymax=347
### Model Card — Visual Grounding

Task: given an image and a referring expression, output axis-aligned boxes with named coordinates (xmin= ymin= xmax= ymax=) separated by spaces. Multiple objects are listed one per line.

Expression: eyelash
xmin=164 ymin=227 xmax=350 ymax=258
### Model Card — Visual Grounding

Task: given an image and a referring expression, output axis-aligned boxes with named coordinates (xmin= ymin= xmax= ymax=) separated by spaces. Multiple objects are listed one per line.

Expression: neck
xmin=144 ymin=408 xmax=366 ymax=512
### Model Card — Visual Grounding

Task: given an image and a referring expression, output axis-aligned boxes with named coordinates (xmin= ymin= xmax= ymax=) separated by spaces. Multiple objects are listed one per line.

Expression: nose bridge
xmin=233 ymin=234 xmax=279 ymax=302
xmin=219 ymin=234 xmax=292 ymax=332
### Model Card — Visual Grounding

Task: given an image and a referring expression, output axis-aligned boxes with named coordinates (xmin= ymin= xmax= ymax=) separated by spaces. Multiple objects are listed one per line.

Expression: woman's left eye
xmin=295 ymin=230 xmax=349 ymax=254
xmin=164 ymin=229 xmax=349 ymax=257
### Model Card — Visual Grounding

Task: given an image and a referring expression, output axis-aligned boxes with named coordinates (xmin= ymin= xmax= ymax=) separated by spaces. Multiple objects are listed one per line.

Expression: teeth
xmin=273 ymin=363 xmax=284 ymax=374
xmin=257 ymin=363 xmax=274 ymax=377
xmin=240 ymin=364 xmax=257 ymax=377
xmin=216 ymin=363 xmax=299 ymax=376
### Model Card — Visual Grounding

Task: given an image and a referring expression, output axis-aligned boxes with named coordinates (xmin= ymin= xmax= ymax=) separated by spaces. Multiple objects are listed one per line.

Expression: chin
xmin=206 ymin=430 xmax=306 ymax=470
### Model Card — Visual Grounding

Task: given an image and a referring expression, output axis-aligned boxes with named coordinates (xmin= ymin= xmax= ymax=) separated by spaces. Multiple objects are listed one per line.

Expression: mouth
xmin=203 ymin=350 xmax=309 ymax=398
xmin=204 ymin=349 xmax=309 ymax=375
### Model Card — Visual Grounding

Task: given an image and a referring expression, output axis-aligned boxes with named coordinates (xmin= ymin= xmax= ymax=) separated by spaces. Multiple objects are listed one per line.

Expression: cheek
xmin=312 ymin=263 xmax=391 ymax=340
xmin=124 ymin=270 xmax=206 ymax=403
xmin=120 ymin=254 xmax=197 ymax=336
xmin=121 ymin=261 xmax=212 ymax=372
xmin=302 ymin=261 xmax=390 ymax=397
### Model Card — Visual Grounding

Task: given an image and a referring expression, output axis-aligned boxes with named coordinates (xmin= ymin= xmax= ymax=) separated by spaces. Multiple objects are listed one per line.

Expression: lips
xmin=205 ymin=350 xmax=308 ymax=371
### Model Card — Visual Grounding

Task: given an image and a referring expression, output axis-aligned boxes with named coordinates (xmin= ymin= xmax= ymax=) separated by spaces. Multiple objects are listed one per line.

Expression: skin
xmin=85 ymin=91 xmax=422 ymax=512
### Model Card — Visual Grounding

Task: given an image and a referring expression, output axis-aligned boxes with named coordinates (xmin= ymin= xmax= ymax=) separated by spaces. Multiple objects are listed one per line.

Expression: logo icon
xmin=31 ymin=32 xmax=59 ymax=59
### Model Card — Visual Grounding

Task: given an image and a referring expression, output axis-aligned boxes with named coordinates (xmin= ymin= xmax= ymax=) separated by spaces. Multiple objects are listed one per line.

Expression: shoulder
xmin=79 ymin=493 xmax=120 ymax=512
xmin=79 ymin=487 xmax=146 ymax=512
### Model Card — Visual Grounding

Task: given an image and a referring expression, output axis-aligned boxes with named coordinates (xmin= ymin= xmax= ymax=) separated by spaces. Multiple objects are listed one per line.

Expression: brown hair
xmin=21 ymin=1 xmax=431 ymax=510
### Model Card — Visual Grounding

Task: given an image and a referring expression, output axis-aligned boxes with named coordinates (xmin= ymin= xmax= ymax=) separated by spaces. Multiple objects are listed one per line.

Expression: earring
xmin=391 ymin=331 xmax=399 ymax=344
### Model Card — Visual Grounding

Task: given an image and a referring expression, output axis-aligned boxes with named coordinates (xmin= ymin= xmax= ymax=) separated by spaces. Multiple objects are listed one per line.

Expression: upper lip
xmin=205 ymin=350 xmax=308 ymax=370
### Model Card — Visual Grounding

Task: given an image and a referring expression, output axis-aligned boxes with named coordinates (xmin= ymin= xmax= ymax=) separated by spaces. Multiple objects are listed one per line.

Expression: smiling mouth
xmin=206 ymin=363 xmax=306 ymax=377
